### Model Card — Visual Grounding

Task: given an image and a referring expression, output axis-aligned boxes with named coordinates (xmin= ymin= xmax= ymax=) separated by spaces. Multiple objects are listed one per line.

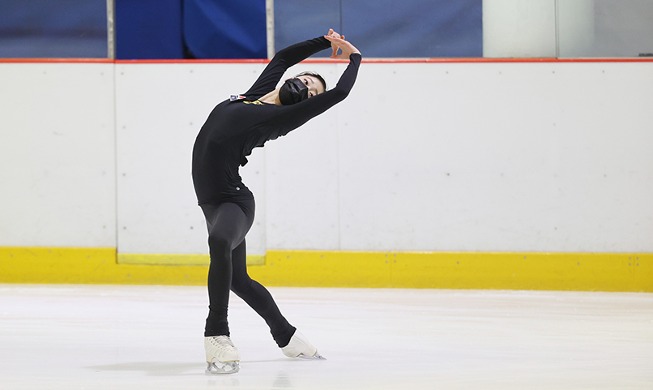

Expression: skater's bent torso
xmin=192 ymin=37 xmax=361 ymax=207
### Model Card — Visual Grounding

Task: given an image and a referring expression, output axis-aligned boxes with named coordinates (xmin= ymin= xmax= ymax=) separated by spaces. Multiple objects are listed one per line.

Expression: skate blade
xmin=206 ymin=361 xmax=240 ymax=374
xmin=298 ymin=351 xmax=326 ymax=360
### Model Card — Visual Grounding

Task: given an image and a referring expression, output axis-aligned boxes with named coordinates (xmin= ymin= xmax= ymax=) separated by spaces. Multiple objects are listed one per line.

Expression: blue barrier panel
xmin=275 ymin=0 xmax=482 ymax=58
xmin=0 ymin=0 xmax=107 ymax=58
xmin=115 ymin=0 xmax=184 ymax=59
xmin=184 ymin=0 xmax=266 ymax=59
xmin=274 ymin=0 xmax=341 ymax=57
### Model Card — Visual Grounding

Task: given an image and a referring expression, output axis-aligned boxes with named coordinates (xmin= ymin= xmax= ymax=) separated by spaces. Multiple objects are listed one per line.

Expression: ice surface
xmin=0 ymin=285 xmax=652 ymax=389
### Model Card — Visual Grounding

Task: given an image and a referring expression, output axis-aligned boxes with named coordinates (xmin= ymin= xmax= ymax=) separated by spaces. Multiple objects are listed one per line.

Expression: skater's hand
xmin=325 ymin=28 xmax=342 ymax=40
xmin=324 ymin=32 xmax=360 ymax=59
xmin=325 ymin=28 xmax=342 ymax=58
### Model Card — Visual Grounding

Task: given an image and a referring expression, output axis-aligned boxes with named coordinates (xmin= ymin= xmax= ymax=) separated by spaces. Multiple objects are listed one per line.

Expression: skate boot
xmin=281 ymin=331 xmax=325 ymax=360
xmin=205 ymin=336 xmax=240 ymax=374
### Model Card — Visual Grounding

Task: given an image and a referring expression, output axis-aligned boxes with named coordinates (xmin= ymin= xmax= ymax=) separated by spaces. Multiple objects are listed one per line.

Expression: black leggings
xmin=201 ymin=200 xmax=295 ymax=347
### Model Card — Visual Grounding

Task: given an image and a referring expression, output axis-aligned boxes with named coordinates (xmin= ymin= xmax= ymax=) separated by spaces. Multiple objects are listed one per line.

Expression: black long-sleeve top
xmin=192 ymin=37 xmax=362 ymax=206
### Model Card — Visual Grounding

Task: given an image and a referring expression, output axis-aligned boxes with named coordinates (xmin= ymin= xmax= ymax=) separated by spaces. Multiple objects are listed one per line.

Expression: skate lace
xmin=210 ymin=336 xmax=235 ymax=349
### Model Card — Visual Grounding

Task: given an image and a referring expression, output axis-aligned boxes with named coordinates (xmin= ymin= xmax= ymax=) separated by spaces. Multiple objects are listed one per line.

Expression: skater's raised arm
xmin=243 ymin=36 xmax=331 ymax=98
xmin=252 ymin=35 xmax=361 ymax=143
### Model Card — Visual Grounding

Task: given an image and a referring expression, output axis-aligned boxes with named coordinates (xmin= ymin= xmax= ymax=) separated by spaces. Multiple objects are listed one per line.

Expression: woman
xmin=191 ymin=29 xmax=361 ymax=374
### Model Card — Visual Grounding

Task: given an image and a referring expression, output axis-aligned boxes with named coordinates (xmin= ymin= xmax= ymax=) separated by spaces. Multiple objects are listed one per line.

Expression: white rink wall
xmin=0 ymin=63 xmax=116 ymax=247
xmin=1 ymin=61 xmax=652 ymax=256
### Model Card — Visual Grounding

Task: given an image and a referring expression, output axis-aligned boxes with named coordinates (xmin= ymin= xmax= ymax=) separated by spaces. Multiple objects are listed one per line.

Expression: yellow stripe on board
xmin=0 ymin=247 xmax=206 ymax=286
xmin=117 ymin=253 xmax=265 ymax=266
xmin=251 ymin=251 xmax=653 ymax=291
xmin=1 ymin=247 xmax=651 ymax=292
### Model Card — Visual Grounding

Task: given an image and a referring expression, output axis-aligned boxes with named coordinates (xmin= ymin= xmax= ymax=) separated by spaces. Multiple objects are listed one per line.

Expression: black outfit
xmin=192 ymin=36 xmax=361 ymax=347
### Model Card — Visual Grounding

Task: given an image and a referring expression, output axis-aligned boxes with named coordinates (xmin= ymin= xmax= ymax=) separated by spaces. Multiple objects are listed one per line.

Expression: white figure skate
xmin=281 ymin=331 xmax=325 ymax=360
xmin=205 ymin=336 xmax=240 ymax=374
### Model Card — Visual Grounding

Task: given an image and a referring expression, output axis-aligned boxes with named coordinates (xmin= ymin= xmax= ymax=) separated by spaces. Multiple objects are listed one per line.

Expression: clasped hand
xmin=324 ymin=28 xmax=361 ymax=59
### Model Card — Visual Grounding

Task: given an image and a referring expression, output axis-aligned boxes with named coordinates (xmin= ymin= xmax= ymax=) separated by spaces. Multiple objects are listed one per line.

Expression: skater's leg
xmin=230 ymin=239 xmax=296 ymax=347
xmin=202 ymin=202 xmax=253 ymax=337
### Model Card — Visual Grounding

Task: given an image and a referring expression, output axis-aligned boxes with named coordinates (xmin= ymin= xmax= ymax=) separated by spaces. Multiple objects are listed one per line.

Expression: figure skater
xmin=191 ymin=29 xmax=361 ymax=374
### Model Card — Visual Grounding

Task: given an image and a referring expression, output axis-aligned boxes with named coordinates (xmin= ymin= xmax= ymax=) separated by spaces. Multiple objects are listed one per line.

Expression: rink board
xmin=1 ymin=247 xmax=651 ymax=292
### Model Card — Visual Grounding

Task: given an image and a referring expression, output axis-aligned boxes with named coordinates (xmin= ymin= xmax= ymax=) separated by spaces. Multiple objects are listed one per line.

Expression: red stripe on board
xmin=108 ymin=57 xmax=653 ymax=64
xmin=1 ymin=58 xmax=652 ymax=65
xmin=0 ymin=58 xmax=114 ymax=64
xmin=362 ymin=57 xmax=653 ymax=64
xmin=114 ymin=59 xmax=269 ymax=64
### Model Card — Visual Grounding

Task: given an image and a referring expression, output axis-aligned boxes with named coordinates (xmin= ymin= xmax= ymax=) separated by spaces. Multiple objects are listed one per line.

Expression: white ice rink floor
xmin=1 ymin=285 xmax=652 ymax=389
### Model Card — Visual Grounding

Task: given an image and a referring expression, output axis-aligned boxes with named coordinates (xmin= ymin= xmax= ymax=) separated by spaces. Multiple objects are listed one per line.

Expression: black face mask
xmin=279 ymin=78 xmax=309 ymax=105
